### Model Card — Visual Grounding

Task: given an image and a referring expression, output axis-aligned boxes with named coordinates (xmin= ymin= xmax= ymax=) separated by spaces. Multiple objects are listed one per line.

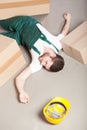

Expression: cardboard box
xmin=61 ymin=21 xmax=87 ymax=64
xmin=0 ymin=35 xmax=26 ymax=87
xmin=0 ymin=0 xmax=50 ymax=19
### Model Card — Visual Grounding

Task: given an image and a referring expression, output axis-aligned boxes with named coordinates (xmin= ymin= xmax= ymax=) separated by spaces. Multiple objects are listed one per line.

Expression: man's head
xmin=39 ymin=53 xmax=64 ymax=72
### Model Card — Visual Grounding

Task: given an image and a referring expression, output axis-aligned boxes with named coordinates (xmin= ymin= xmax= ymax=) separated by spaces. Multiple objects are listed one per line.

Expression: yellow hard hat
xmin=43 ymin=97 xmax=71 ymax=124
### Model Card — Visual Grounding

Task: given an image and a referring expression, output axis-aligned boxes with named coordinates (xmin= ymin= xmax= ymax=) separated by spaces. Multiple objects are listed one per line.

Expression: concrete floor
xmin=0 ymin=0 xmax=87 ymax=130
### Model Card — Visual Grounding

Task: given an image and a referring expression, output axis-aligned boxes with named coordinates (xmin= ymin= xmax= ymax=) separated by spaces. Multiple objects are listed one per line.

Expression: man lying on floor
xmin=0 ymin=12 xmax=71 ymax=103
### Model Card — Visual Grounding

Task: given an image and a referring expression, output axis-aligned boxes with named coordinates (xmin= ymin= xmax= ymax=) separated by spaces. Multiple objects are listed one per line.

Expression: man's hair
xmin=49 ymin=54 xmax=64 ymax=72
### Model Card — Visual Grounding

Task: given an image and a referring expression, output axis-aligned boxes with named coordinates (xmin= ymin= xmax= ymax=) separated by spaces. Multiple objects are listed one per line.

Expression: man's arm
xmin=61 ymin=13 xmax=71 ymax=36
xmin=15 ymin=65 xmax=32 ymax=103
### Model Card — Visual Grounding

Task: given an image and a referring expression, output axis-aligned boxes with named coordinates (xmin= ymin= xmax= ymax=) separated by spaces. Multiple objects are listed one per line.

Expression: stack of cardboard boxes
xmin=0 ymin=35 xmax=26 ymax=87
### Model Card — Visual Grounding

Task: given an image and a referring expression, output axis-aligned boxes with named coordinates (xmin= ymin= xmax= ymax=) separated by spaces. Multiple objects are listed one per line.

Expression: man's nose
xmin=42 ymin=61 xmax=46 ymax=66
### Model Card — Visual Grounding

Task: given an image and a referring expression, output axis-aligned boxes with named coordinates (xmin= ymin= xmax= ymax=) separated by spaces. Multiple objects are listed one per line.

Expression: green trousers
xmin=0 ymin=16 xmax=41 ymax=49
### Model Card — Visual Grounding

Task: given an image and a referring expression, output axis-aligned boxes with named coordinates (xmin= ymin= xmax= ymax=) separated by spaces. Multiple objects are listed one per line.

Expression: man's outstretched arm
xmin=61 ymin=13 xmax=71 ymax=36
xmin=15 ymin=65 xmax=32 ymax=103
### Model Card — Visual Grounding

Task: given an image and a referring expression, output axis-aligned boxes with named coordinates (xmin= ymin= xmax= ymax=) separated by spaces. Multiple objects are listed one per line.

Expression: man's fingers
xmin=19 ymin=93 xmax=29 ymax=103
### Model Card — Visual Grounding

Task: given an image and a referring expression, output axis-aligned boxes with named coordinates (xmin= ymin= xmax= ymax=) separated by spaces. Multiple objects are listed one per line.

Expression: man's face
xmin=39 ymin=53 xmax=54 ymax=70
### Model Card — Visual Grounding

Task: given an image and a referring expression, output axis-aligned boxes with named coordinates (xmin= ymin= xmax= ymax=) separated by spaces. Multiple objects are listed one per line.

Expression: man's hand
xmin=63 ymin=13 xmax=71 ymax=22
xmin=19 ymin=91 xmax=29 ymax=103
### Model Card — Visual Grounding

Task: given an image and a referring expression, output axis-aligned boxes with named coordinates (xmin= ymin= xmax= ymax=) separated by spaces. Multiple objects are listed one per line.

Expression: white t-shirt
xmin=30 ymin=23 xmax=64 ymax=73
